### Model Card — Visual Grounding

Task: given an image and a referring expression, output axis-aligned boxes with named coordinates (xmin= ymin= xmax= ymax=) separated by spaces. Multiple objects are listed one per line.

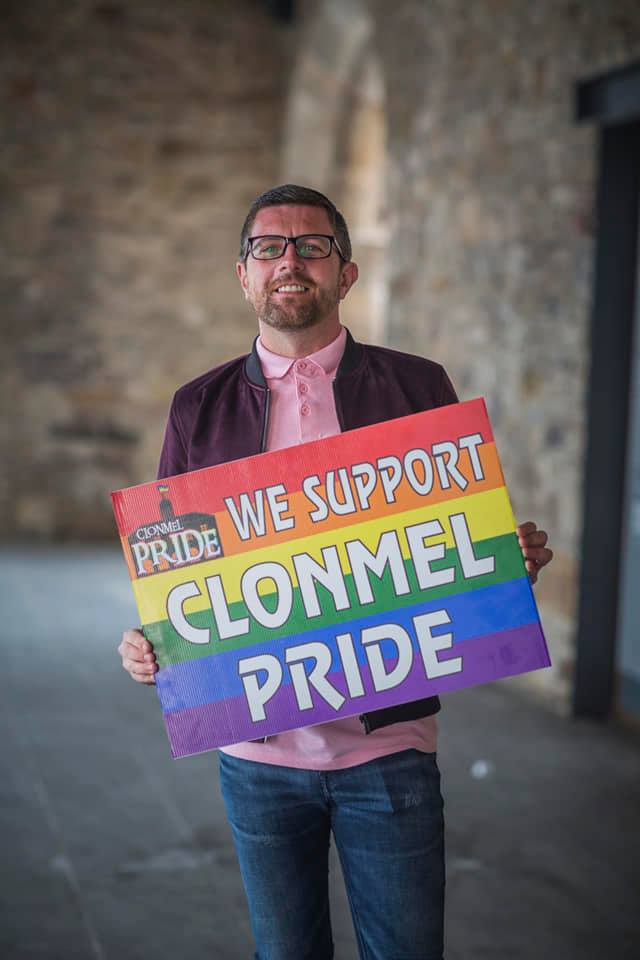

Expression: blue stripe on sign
xmin=156 ymin=577 xmax=536 ymax=714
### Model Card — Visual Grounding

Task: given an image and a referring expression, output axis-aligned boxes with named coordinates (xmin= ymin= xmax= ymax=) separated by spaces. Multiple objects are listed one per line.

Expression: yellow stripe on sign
xmin=132 ymin=486 xmax=515 ymax=624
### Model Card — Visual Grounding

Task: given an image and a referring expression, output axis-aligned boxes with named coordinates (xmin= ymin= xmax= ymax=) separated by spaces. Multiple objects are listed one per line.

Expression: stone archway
xmin=281 ymin=0 xmax=389 ymax=343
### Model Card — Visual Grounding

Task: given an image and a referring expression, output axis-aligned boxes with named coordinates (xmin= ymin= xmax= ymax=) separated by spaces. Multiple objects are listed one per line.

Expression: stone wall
xmin=1 ymin=0 xmax=287 ymax=538
xmin=282 ymin=0 xmax=640 ymax=709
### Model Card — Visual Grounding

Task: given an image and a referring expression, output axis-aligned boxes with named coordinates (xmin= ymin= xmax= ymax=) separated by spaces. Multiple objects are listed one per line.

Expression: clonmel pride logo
xmin=127 ymin=485 xmax=223 ymax=578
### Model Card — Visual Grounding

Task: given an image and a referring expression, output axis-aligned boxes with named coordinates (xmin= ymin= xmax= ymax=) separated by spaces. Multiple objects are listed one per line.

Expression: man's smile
xmin=273 ymin=282 xmax=310 ymax=294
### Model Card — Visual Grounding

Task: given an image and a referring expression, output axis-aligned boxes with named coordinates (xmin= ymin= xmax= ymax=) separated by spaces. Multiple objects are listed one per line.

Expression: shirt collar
xmin=256 ymin=326 xmax=347 ymax=380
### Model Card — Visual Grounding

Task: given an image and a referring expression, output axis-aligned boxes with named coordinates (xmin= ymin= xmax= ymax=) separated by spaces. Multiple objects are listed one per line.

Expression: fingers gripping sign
xmin=118 ymin=628 xmax=158 ymax=684
xmin=516 ymin=520 xmax=553 ymax=585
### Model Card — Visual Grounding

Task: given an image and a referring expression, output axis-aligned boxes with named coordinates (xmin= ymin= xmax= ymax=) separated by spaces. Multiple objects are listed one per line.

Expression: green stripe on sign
xmin=144 ymin=532 xmax=524 ymax=668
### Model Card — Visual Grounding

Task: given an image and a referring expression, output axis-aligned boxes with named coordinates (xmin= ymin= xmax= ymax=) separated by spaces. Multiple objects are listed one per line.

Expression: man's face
xmin=236 ymin=205 xmax=358 ymax=334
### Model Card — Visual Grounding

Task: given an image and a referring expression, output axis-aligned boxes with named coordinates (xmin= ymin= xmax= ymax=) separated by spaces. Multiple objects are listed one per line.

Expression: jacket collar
xmin=245 ymin=326 xmax=363 ymax=388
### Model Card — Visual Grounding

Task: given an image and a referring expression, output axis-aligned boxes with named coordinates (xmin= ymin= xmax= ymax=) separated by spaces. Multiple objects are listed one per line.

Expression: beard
xmin=255 ymin=281 xmax=341 ymax=332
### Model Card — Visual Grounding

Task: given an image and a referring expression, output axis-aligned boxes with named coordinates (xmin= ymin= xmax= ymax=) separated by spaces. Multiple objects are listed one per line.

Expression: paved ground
xmin=1 ymin=547 xmax=639 ymax=959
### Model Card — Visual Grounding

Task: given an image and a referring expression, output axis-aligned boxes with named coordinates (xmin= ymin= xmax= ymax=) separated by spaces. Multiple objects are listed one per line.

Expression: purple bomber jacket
xmin=157 ymin=327 xmax=458 ymax=735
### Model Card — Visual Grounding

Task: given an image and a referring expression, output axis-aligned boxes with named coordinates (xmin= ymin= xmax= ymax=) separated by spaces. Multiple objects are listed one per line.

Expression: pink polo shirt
xmin=219 ymin=326 xmax=438 ymax=769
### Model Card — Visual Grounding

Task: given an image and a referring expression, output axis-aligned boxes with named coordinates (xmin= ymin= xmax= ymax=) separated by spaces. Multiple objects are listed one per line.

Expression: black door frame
xmin=574 ymin=62 xmax=640 ymax=717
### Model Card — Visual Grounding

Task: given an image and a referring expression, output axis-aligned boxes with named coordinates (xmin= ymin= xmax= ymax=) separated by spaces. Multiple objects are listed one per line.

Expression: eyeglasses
xmin=246 ymin=234 xmax=346 ymax=261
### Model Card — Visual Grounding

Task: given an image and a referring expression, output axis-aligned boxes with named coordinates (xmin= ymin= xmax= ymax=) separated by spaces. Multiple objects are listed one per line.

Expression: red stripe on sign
xmin=111 ymin=399 xmax=492 ymax=532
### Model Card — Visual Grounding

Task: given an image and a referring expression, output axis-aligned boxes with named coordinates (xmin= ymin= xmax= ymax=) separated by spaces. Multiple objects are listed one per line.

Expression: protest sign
xmin=111 ymin=398 xmax=550 ymax=758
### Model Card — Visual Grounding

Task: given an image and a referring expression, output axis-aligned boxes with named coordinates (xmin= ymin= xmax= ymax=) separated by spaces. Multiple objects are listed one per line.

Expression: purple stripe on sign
xmin=163 ymin=620 xmax=550 ymax=758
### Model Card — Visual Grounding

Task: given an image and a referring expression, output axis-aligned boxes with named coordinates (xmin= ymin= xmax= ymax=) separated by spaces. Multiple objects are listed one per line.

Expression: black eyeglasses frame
xmin=244 ymin=234 xmax=347 ymax=262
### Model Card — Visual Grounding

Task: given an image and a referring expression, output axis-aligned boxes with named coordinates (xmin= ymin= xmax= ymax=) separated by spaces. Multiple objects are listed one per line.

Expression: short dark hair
xmin=238 ymin=184 xmax=352 ymax=262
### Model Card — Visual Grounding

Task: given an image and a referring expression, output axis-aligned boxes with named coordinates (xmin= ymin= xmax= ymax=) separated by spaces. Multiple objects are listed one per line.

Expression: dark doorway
xmin=574 ymin=62 xmax=640 ymax=723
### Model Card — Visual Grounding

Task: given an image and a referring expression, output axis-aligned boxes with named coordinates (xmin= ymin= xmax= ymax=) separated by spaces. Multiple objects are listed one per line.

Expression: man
xmin=118 ymin=184 xmax=552 ymax=960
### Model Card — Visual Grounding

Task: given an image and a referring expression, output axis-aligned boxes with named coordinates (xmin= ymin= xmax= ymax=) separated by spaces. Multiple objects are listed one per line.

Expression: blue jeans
xmin=219 ymin=748 xmax=445 ymax=960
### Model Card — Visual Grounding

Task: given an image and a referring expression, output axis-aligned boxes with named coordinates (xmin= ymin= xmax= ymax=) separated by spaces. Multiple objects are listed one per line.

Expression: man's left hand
xmin=516 ymin=521 xmax=553 ymax=585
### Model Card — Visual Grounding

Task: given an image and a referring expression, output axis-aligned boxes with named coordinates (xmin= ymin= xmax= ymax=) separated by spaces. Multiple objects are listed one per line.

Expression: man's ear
xmin=236 ymin=260 xmax=250 ymax=299
xmin=339 ymin=260 xmax=359 ymax=300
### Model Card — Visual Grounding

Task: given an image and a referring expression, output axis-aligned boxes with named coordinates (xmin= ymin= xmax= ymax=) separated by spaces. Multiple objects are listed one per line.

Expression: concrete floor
xmin=1 ymin=546 xmax=639 ymax=959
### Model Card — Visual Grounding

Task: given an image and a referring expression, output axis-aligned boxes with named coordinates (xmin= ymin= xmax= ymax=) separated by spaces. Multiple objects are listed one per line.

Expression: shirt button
xmin=300 ymin=403 xmax=310 ymax=416
xmin=299 ymin=383 xmax=309 ymax=395
xmin=296 ymin=361 xmax=307 ymax=372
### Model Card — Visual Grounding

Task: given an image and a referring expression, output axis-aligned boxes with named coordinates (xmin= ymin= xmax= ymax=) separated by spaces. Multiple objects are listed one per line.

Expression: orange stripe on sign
xmin=215 ymin=440 xmax=504 ymax=555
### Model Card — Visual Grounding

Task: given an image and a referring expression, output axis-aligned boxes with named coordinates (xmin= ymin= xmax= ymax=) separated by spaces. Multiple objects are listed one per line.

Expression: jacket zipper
xmin=260 ymin=385 xmax=271 ymax=742
xmin=332 ymin=380 xmax=345 ymax=431
xmin=260 ymin=387 xmax=271 ymax=453
xmin=359 ymin=713 xmax=372 ymax=734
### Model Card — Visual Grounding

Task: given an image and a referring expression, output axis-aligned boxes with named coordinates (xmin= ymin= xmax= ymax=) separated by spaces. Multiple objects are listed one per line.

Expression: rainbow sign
xmin=111 ymin=398 xmax=550 ymax=758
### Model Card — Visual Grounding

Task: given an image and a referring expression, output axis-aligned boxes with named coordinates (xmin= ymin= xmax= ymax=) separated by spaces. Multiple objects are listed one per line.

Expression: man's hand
xmin=118 ymin=629 xmax=158 ymax=684
xmin=517 ymin=521 xmax=553 ymax=585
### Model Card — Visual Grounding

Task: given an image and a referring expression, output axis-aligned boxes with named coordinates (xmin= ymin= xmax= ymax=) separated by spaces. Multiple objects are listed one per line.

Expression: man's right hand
xmin=118 ymin=629 xmax=158 ymax=685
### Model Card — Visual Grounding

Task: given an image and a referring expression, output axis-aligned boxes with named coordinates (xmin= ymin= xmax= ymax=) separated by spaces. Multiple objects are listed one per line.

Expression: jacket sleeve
xmin=157 ymin=393 xmax=189 ymax=480
xmin=438 ymin=365 xmax=459 ymax=406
